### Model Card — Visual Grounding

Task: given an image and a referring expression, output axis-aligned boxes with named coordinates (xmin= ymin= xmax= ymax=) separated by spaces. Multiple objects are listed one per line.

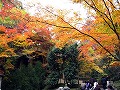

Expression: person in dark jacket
xmin=101 ymin=76 xmax=107 ymax=89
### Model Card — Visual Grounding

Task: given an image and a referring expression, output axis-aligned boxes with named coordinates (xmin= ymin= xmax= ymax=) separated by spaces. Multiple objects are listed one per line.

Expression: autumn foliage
xmin=0 ymin=0 xmax=53 ymax=71
xmin=45 ymin=0 xmax=120 ymax=62
xmin=0 ymin=0 xmax=120 ymax=79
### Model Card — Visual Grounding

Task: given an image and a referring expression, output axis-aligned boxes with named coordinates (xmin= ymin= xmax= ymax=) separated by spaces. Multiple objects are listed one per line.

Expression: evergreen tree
xmin=46 ymin=43 xmax=79 ymax=86
xmin=62 ymin=43 xmax=79 ymax=85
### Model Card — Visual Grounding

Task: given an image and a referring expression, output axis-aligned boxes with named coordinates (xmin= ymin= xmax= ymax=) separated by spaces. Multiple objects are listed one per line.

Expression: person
xmin=81 ymin=83 xmax=86 ymax=90
xmin=94 ymin=84 xmax=101 ymax=90
xmin=93 ymin=82 xmax=101 ymax=90
xmin=57 ymin=87 xmax=64 ymax=90
xmin=89 ymin=78 xmax=96 ymax=88
xmin=107 ymin=81 xmax=114 ymax=87
xmin=106 ymin=85 xmax=114 ymax=90
xmin=101 ymin=76 xmax=107 ymax=89
xmin=63 ymin=86 xmax=70 ymax=90
xmin=85 ymin=81 xmax=91 ymax=90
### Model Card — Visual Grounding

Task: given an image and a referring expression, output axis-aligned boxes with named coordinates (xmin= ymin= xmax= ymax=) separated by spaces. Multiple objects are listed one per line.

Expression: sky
xmin=19 ymin=0 xmax=87 ymax=19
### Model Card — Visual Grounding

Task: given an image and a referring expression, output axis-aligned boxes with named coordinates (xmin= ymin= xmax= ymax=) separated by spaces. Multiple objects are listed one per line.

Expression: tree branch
xmin=102 ymin=0 xmax=120 ymax=40
xmin=90 ymin=0 xmax=117 ymax=35
xmin=41 ymin=8 xmax=119 ymax=61
xmin=83 ymin=0 xmax=120 ymax=40
xmin=107 ymin=0 xmax=116 ymax=9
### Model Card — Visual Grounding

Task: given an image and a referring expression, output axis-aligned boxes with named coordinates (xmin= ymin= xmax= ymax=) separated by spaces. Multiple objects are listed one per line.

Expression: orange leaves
xmin=0 ymin=25 xmax=6 ymax=32
xmin=23 ymin=31 xmax=34 ymax=39
xmin=0 ymin=35 xmax=10 ymax=46
xmin=5 ymin=28 xmax=17 ymax=35
xmin=79 ymin=41 xmax=95 ymax=57
xmin=52 ymin=30 xmax=73 ymax=48
xmin=94 ymin=16 xmax=105 ymax=24
xmin=26 ymin=16 xmax=46 ymax=30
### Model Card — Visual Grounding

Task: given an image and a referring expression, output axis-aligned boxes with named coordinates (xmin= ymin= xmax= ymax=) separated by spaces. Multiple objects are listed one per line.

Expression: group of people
xmin=82 ymin=76 xmax=115 ymax=90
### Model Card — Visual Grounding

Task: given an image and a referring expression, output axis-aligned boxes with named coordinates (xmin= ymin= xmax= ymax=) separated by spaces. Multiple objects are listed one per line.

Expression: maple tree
xmin=38 ymin=0 xmax=120 ymax=62
xmin=71 ymin=0 xmax=120 ymax=65
xmin=0 ymin=0 xmax=53 ymax=73
xmin=74 ymin=0 xmax=120 ymax=76
xmin=76 ymin=0 xmax=119 ymax=59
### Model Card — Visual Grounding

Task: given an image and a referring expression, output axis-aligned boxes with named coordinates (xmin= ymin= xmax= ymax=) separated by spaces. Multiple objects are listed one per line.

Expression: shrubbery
xmin=2 ymin=61 xmax=46 ymax=90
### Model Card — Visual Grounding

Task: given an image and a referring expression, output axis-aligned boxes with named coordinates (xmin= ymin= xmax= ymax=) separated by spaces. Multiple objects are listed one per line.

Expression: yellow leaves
xmin=112 ymin=10 xmax=120 ymax=24
xmin=13 ymin=34 xmax=30 ymax=47
xmin=0 ymin=1 xmax=2 ymax=9
xmin=52 ymin=29 xmax=78 ymax=48
xmin=80 ymin=60 xmax=104 ymax=76
xmin=10 ymin=7 xmax=20 ymax=14
xmin=0 ymin=36 xmax=9 ymax=47
xmin=22 ymin=49 xmax=35 ymax=55
xmin=9 ymin=7 xmax=26 ymax=20
xmin=79 ymin=61 xmax=93 ymax=75
xmin=52 ymin=27 xmax=68 ymax=33
xmin=0 ymin=48 xmax=16 ymax=57
xmin=71 ymin=30 xmax=83 ymax=40
xmin=55 ymin=36 xmax=71 ymax=48
xmin=94 ymin=17 xmax=105 ymax=24
xmin=26 ymin=22 xmax=37 ymax=29
xmin=91 ymin=63 xmax=104 ymax=73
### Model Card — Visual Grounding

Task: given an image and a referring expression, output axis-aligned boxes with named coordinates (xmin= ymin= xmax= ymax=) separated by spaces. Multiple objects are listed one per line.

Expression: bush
xmin=2 ymin=61 xmax=46 ymax=90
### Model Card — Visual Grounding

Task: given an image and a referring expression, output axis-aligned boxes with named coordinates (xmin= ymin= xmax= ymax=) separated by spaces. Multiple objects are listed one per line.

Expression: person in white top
xmin=94 ymin=82 xmax=98 ymax=88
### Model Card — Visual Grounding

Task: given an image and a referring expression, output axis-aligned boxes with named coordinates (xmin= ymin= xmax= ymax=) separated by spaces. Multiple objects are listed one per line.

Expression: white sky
xmin=19 ymin=0 xmax=87 ymax=19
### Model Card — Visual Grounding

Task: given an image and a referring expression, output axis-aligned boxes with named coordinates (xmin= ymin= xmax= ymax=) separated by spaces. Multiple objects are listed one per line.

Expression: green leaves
xmin=0 ymin=17 xmax=17 ymax=28
xmin=45 ymin=71 xmax=59 ymax=86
